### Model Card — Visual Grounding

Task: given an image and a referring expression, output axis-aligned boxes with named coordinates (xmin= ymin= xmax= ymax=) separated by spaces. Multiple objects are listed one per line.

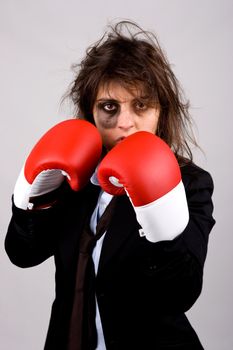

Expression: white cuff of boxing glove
xmin=134 ymin=181 xmax=189 ymax=243
xmin=13 ymin=166 xmax=65 ymax=210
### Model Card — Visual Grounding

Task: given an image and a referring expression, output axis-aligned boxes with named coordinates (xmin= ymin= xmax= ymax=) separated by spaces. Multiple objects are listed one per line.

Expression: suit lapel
xmin=97 ymin=194 xmax=139 ymax=274
xmin=59 ymin=183 xmax=101 ymax=267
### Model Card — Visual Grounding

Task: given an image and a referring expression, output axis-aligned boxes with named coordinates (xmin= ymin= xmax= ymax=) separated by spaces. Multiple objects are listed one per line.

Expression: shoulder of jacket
xmin=180 ymin=162 xmax=214 ymax=193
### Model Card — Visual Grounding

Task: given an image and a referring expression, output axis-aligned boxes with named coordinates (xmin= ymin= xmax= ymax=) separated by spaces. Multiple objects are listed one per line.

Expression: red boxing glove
xmin=97 ymin=131 xmax=189 ymax=242
xmin=14 ymin=119 xmax=102 ymax=209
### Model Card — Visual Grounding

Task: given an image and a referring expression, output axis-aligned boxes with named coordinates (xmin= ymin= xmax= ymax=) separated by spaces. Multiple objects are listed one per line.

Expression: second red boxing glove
xmin=97 ymin=131 xmax=189 ymax=242
xmin=14 ymin=119 xmax=102 ymax=209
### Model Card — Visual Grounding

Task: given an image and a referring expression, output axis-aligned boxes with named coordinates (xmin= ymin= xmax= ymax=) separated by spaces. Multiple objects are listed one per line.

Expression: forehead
xmin=96 ymin=80 xmax=147 ymax=101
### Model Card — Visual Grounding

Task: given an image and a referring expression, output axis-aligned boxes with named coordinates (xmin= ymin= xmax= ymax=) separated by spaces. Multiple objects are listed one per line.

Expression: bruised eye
xmin=134 ymin=100 xmax=148 ymax=111
xmin=99 ymin=102 xmax=118 ymax=113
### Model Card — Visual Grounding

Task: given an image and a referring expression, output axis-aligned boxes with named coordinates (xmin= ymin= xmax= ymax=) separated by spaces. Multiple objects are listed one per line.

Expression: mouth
xmin=115 ymin=136 xmax=126 ymax=144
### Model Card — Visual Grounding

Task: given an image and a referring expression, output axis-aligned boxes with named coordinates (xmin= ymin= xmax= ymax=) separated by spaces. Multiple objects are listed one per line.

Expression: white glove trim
xmin=134 ymin=181 xmax=189 ymax=243
xmin=13 ymin=166 xmax=32 ymax=210
xmin=13 ymin=165 xmax=65 ymax=210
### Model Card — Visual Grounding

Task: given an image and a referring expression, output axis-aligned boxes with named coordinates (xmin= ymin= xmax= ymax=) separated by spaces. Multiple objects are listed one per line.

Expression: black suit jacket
xmin=5 ymin=163 xmax=215 ymax=349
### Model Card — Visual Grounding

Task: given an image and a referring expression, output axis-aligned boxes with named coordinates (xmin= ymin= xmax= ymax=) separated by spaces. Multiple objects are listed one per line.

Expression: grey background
xmin=0 ymin=0 xmax=232 ymax=349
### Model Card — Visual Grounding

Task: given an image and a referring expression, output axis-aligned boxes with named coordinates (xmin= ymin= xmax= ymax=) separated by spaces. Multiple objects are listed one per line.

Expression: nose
xmin=117 ymin=107 xmax=135 ymax=131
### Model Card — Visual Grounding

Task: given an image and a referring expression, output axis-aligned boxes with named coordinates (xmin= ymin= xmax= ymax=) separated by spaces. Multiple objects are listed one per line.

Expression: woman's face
xmin=93 ymin=81 xmax=160 ymax=151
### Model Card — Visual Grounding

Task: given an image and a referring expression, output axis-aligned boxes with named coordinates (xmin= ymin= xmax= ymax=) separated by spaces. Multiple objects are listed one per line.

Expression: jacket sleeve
xmin=181 ymin=165 xmax=215 ymax=266
xmin=5 ymin=197 xmax=65 ymax=268
xmin=5 ymin=182 xmax=98 ymax=269
xmin=138 ymin=164 xmax=216 ymax=313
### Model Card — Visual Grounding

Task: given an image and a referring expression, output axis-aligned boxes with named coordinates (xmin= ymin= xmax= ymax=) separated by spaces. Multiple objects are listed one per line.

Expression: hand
xmin=14 ymin=119 xmax=102 ymax=209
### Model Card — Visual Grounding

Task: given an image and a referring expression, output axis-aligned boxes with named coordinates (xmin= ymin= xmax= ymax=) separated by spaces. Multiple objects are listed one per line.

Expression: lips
xmin=116 ymin=136 xmax=126 ymax=143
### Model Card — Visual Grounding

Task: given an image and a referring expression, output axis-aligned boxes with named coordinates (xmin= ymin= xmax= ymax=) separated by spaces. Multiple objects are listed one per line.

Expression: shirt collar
xmin=90 ymin=167 xmax=100 ymax=186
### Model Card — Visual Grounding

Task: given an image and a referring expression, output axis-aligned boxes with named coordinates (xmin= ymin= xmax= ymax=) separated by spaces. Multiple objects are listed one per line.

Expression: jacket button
xmin=149 ymin=264 xmax=157 ymax=271
xmin=109 ymin=339 xmax=117 ymax=349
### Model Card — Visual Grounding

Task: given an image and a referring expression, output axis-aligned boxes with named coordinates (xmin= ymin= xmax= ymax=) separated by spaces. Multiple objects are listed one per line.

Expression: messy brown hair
xmin=65 ymin=20 xmax=198 ymax=164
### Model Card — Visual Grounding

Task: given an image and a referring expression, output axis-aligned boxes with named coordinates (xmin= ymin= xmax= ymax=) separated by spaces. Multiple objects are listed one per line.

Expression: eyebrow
xmin=96 ymin=98 xmax=118 ymax=103
xmin=96 ymin=96 xmax=150 ymax=103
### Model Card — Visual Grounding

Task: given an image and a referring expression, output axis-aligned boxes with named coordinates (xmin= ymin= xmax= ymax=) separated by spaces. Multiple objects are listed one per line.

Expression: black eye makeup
xmin=97 ymin=100 xmax=119 ymax=114
xmin=93 ymin=95 xmax=157 ymax=129
xmin=134 ymin=99 xmax=148 ymax=111
xmin=94 ymin=100 xmax=119 ymax=129
xmin=134 ymin=95 xmax=157 ymax=111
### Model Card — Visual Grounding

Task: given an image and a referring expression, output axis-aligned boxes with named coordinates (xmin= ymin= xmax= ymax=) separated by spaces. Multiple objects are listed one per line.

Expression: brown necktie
xmin=67 ymin=196 xmax=117 ymax=350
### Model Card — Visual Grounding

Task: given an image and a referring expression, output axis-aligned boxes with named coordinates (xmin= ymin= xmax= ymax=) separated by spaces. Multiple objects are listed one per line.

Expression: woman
xmin=5 ymin=21 xmax=215 ymax=349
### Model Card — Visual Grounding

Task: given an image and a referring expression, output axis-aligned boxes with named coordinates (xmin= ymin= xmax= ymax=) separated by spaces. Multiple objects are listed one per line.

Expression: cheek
xmin=94 ymin=111 xmax=118 ymax=129
xmin=140 ymin=114 xmax=159 ymax=134
xmin=153 ymin=117 xmax=159 ymax=132
xmin=99 ymin=130 xmax=116 ymax=151
xmin=149 ymin=110 xmax=160 ymax=133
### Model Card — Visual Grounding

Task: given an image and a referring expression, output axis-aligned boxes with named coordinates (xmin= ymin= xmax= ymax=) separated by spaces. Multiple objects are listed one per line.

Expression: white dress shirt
xmin=90 ymin=172 xmax=113 ymax=349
